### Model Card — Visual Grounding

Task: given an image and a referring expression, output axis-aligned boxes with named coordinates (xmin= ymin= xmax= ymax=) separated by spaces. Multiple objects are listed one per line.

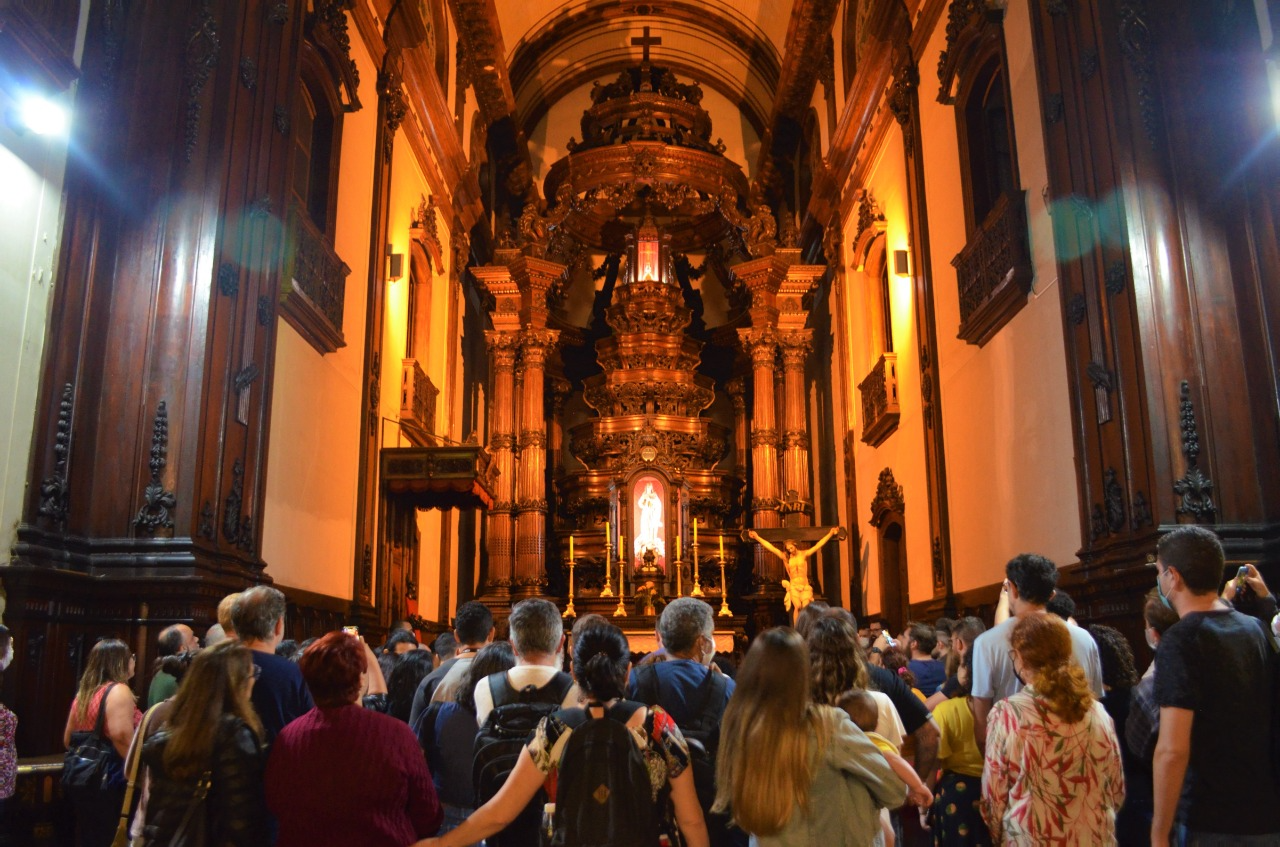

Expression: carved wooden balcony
xmin=380 ymin=445 xmax=497 ymax=511
xmin=399 ymin=358 xmax=438 ymax=446
xmin=857 ymin=353 xmax=900 ymax=447
xmin=953 ymin=190 xmax=1033 ymax=347
xmin=281 ymin=201 xmax=349 ymax=354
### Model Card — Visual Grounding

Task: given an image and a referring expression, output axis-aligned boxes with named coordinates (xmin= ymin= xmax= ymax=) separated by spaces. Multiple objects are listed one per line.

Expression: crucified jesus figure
xmin=748 ymin=526 xmax=839 ymax=618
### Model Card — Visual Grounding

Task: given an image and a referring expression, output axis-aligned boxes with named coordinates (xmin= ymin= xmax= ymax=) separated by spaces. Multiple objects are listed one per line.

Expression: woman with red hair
xmin=265 ymin=631 xmax=442 ymax=847
xmin=981 ymin=613 xmax=1124 ymax=844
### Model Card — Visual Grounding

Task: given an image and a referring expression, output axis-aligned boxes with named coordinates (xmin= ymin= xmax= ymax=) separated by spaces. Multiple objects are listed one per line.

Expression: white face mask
xmin=858 ymin=636 xmax=871 ymax=649
xmin=1145 ymin=630 xmax=1158 ymax=651
xmin=0 ymin=642 xmax=10 ymax=672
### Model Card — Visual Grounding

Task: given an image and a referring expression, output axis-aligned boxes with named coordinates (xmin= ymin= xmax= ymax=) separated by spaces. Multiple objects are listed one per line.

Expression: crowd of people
xmin=36 ymin=525 xmax=1280 ymax=846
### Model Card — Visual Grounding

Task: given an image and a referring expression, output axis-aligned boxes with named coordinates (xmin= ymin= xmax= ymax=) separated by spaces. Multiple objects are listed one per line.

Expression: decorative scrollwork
xmin=38 ymin=383 xmax=74 ymax=523
xmin=183 ymin=0 xmax=220 ymax=163
xmin=134 ymin=401 xmax=177 ymax=534
xmin=1173 ymin=380 xmax=1215 ymax=520
xmin=869 ymin=468 xmax=905 ymax=527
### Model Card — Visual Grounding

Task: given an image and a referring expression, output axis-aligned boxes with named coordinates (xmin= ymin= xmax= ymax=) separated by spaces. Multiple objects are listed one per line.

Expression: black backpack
xmin=631 ymin=664 xmax=747 ymax=847
xmin=473 ymin=670 xmax=575 ymax=847
xmin=550 ymin=701 xmax=661 ymax=847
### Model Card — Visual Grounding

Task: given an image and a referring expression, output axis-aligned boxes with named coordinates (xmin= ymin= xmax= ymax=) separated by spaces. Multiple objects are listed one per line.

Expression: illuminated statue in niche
xmin=635 ymin=481 xmax=665 ymax=559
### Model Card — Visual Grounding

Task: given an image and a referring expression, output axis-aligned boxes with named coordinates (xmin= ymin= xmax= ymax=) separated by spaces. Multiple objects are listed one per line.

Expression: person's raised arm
xmin=747 ymin=530 xmax=785 ymax=560
xmin=993 ymin=583 xmax=1010 ymax=626
xmin=360 ymin=637 xmax=387 ymax=696
xmin=801 ymin=527 xmax=840 ymax=560
xmin=668 ymin=764 xmax=710 ymax=847
xmin=410 ymin=745 xmax=545 ymax=847
xmin=1151 ymin=707 xmax=1192 ymax=846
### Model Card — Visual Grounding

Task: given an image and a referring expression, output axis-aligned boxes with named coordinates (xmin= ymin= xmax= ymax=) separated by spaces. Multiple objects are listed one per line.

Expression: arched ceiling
xmin=504 ymin=2 xmax=785 ymax=142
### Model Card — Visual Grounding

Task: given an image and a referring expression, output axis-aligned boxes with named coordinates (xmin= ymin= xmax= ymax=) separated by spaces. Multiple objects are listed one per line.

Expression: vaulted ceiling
xmin=449 ymin=0 xmax=843 ymax=184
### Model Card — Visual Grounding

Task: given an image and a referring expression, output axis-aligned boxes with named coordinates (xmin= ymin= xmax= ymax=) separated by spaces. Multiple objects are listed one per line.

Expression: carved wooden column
xmin=779 ymin=330 xmax=815 ymax=528
xmin=739 ymin=327 xmax=784 ymax=586
xmin=733 ymin=247 xmax=826 ymax=591
xmin=513 ymin=329 xmax=559 ymax=595
xmin=482 ymin=333 xmax=519 ymax=598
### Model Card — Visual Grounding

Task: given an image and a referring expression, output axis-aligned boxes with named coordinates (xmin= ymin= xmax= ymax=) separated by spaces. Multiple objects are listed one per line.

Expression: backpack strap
xmin=488 ymin=671 xmax=521 ymax=709
xmin=91 ymin=683 xmax=116 ymax=739
xmin=543 ymin=671 xmax=575 ymax=706
xmin=630 ymin=662 xmax=661 ymax=705
xmin=683 ymin=667 xmax=729 ymax=736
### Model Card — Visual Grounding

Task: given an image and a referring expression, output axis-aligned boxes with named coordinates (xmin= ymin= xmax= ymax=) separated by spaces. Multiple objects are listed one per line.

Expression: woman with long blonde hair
xmin=139 ymin=640 xmax=269 ymax=846
xmin=715 ymin=628 xmax=906 ymax=846
xmin=981 ymin=613 xmax=1124 ymax=844
xmin=63 ymin=638 xmax=141 ymax=847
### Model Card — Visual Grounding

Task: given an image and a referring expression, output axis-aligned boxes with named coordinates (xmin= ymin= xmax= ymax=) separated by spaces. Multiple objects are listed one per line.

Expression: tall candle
xmin=676 ymin=534 xmax=681 ymax=559
xmin=606 ymin=521 xmax=611 ymax=546
xmin=719 ymin=533 xmax=724 ymax=558
xmin=569 ymin=535 xmax=574 ymax=561
xmin=693 ymin=518 xmax=698 ymax=545
xmin=619 ymin=534 xmax=625 ymax=555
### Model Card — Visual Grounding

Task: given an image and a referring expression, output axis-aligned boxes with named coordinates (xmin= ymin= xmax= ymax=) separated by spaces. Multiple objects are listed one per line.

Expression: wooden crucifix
xmin=631 ymin=25 xmax=661 ymax=63
xmin=742 ymin=525 xmax=847 ymax=619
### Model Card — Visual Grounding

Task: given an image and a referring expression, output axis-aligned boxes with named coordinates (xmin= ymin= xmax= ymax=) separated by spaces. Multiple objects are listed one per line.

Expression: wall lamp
xmin=893 ymin=248 xmax=910 ymax=276
xmin=8 ymin=93 xmax=69 ymax=137
xmin=387 ymin=246 xmax=404 ymax=282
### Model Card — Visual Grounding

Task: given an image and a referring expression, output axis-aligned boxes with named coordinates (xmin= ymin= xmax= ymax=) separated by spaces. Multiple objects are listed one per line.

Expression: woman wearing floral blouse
xmin=982 ymin=613 xmax=1125 ymax=845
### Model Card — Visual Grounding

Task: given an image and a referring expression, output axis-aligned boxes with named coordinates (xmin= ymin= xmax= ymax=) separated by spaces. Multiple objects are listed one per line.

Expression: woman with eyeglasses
xmin=63 ymin=638 xmax=141 ymax=847
xmin=137 ymin=640 xmax=269 ymax=846
xmin=981 ymin=613 xmax=1124 ymax=844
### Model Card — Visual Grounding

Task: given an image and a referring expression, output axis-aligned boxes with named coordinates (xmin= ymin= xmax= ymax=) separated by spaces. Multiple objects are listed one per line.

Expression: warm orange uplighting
xmin=636 ymin=214 xmax=660 ymax=281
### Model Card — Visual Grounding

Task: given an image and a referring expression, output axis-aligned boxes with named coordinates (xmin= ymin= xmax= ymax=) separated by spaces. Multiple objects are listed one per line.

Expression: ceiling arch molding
xmin=508 ymin=5 xmax=781 ymax=144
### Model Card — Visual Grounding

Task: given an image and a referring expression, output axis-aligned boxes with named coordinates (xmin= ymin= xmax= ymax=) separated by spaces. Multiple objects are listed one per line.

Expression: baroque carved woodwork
xmin=133 ymin=401 xmax=177 ymax=534
xmin=857 ymin=353 xmax=901 ymax=447
xmin=281 ymin=201 xmax=350 ymax=354
xmin=953 ymin=191 xmax=1033 ymax=346
xmin=869 ymin=468 xmax=905 ymax=528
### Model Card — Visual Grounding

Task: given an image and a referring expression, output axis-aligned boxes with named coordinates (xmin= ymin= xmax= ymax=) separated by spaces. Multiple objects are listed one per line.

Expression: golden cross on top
xmin=631 ymin=25 xmax=661 ymax=63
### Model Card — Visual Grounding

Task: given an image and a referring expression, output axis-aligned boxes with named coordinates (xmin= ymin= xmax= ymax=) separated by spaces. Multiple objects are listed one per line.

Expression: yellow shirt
xmin=866 ymin=730 xmax=898 ymax=757
xmin=933 ymin=696 xmax=984 ymax=778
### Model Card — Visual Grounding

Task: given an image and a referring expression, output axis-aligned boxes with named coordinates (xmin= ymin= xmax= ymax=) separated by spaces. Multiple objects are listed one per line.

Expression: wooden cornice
xmin=447 ymin=0 xmax=516 ymax=122
xmin=805 ymin=0 xmax=908 ymax=228
xmin=773 ymin=0 xmax=842 ymax=121
xmin=351 ymin=3 xmax=482 ymax=230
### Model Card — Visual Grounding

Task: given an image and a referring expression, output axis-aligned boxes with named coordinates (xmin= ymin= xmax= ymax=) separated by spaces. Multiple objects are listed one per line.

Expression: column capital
xmin=778 ymin=329 xmax=813 ymax=367
xmin=738 ymin=326 xmax=779 ymax=366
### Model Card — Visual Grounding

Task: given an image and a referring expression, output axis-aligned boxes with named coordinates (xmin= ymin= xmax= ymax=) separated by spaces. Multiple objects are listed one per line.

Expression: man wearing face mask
xmin=629 ymin=597 xmax=743 ymax=847
xmin=1124 ymin=587 xmax=1182 ymax=839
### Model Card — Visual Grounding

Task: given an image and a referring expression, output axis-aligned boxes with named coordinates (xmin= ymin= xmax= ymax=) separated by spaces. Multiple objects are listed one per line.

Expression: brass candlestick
xmin=600 ymin=532 xmax=614 ymax=597
xmin=717 ymin=555 xmax=732 ymax=617
xmin=563 ymin=555 xmax=576 ymax=618
xmin=673 ymin=556 xmax=683 ymax=597
xmin=690 ymin=541 xmax=703 ymax=597
xmin=613 ymin=547 xmax=628 ymax=617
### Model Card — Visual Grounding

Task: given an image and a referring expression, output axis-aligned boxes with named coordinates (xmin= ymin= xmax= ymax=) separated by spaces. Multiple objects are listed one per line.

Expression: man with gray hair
xmin=472 ymin=598 xmax=579 ymax=726
xmin=232 ymin=585 xmax=312 ymax=743
xmin=628 ymin=597 xmax=742 ymax=846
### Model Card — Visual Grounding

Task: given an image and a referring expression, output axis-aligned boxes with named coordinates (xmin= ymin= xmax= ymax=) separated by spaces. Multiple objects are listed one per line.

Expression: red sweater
xmin=265 ymin=705 xmax=442 ymax=847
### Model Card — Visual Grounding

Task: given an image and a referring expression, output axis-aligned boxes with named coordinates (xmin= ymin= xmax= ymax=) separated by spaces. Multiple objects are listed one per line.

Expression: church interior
xmin=1 ymin=0 xmax=1278 ymax=769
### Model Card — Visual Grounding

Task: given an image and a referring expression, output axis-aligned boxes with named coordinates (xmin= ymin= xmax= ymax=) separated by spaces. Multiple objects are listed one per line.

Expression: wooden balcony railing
xmin=400 ymin=358 xmax=439 ymax=445
xmin=281 ymin=201 xmax=349 ymax=354
xmin=857 ymin=353 xmax=900 ymax=447
xmin=953 ymin=190 xmax=1033 ymax=347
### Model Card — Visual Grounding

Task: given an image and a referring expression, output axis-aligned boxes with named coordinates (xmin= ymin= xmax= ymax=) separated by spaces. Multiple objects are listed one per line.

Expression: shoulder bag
xmin=63 ymin=683 xmax=126 ymax=797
